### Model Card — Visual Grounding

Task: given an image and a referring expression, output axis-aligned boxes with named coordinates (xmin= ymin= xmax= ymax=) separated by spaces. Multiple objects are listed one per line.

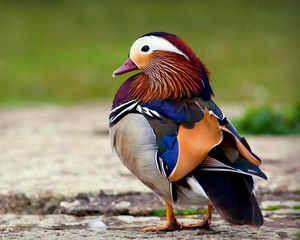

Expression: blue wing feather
xmin=159 ymin=134 xmax=179 ymax=176
xmin=141 ymin=99 xmax=204 ymax=128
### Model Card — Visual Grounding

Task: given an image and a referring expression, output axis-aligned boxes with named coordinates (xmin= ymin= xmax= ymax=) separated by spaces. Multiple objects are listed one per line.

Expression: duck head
xmin=113 ymin=32 xmax=213 ymax=101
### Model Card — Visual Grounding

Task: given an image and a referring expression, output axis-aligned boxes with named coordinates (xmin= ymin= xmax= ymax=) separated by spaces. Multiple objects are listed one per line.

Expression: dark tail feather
xmin=193 ymin=170 xmax=264 ymax=227
xmin=248 ymin=194 xmax=264 ymax=227
xmin=218 ymin=191 xmax=263 ymax=227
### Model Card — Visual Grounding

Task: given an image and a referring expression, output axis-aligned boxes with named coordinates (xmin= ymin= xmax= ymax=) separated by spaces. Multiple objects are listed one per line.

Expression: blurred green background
xmin=0 ymin=0 xmax=299 ymax=106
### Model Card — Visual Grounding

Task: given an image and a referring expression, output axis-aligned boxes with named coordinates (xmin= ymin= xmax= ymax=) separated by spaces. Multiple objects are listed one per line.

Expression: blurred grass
xmin=150 ymin=208 xmax=206 ymax=217
xmin=262 ymin=205 xmax=281 ymax=211
xmin=0 ymin=0 xmax=299 ymax=106
xmin=233 ymin=103 xmax=300 ymax=134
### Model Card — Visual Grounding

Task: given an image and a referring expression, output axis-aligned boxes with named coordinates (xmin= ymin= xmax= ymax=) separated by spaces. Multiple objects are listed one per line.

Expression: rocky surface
xmin=0 ymin=104 xmax=299 ymax=239
xmin=1 ymin=213 xmax=298 ymax=240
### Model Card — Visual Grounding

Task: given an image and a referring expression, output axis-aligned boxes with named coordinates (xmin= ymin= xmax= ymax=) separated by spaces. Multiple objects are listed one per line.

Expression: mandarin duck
xmin=109 ymin=32 xmax=267 ymax=231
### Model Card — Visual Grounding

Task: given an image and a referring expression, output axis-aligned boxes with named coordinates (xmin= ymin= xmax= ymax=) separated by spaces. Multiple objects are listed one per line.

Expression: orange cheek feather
xmin=131 ymin=52 xmax=154 ymax=69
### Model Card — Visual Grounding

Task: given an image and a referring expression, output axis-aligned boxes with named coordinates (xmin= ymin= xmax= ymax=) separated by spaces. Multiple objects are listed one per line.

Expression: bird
xmin=109 ymin=32 xmax=267 ymax=231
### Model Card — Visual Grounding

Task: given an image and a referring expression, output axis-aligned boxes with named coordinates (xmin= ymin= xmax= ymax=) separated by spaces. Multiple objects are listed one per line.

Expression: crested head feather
xmin=142 ymin=32 xmax=199 ymax=67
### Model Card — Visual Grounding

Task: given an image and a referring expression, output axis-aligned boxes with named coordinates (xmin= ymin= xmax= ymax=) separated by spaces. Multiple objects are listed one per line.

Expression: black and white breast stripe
xmin=109 ymin=101 xmax=162 ymax=126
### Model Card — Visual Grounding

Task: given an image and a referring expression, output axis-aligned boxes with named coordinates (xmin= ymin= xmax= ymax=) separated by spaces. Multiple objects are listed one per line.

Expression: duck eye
xmin=141 ymin=45 xmax=150 ymax=52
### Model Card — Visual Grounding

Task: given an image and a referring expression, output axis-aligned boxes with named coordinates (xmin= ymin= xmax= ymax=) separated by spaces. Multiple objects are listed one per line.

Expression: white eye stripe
xmin=130 ymin=36 xmax=189 ymax=61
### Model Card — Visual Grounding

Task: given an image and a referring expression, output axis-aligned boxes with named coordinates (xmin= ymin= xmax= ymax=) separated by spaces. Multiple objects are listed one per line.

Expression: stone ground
xmin=0 ymin=104 xmax=299 ymax=239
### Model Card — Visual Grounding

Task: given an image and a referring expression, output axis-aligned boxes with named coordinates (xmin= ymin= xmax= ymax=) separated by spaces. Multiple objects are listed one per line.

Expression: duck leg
xmin=142 ymin=202 xmax=183 ymax=231
xmin=183 ymin=203 xmax=213 ymax=229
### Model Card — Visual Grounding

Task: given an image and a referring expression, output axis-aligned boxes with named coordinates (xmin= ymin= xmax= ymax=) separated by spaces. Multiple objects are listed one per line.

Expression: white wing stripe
xmin=109 ymin=102 xmax=139 ymax=123
xmin=110 ymin=100 xmax=138 ymax=114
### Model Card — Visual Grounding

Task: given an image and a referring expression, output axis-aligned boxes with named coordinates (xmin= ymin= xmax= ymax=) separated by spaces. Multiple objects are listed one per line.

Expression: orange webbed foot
xmin=183 ymin=203 xmax=213 ymax=229
xmin=182 ymin=215 xmax=212 ymax=229
xmin=142 ymin=202 xmax=182 ymax=232
xmin=142 ymin=219 xmax=183 ymax=231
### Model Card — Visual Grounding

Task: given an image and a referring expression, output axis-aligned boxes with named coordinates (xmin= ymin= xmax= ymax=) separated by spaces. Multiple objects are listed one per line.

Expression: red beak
xmin=112 ymin=57 xmax=138 ymax=77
